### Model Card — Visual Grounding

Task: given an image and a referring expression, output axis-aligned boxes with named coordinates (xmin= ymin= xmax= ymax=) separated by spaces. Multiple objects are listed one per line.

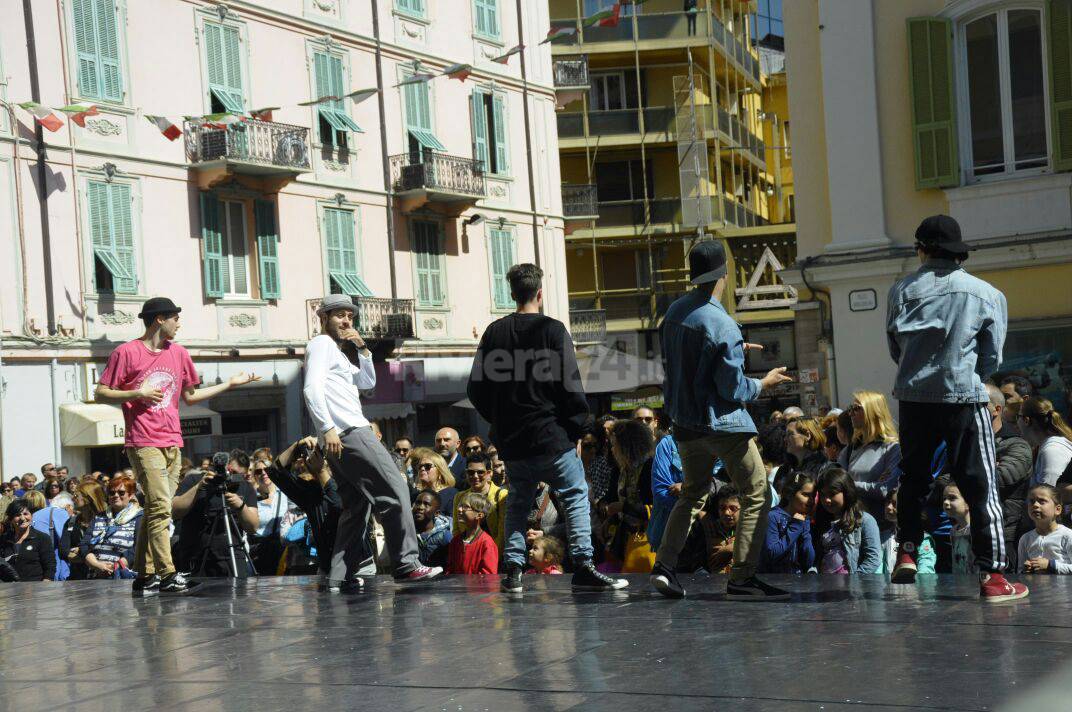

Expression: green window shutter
xmin=397 ymin=0 xmax=424 ymax=17
xmin=108 ymin=183 xmax=137 ymax=293
xmin=72 ymin=0 xmax=100 ymax=99
xmin=199 ymin=193 xmax=225 ymax=298
xmin=315 ymin=52 xmax=363 ymax=133
xmin=489 ymin=228 xmax=514 ymax=309
xmin=492 ymin=93 xmax=509 ymax=174
xmin=907 ymin=17 xmax=959 ymax=189
xmin=414 ymin=221 xmax=444 ymax=306
xmin=1050 ymin=0 xmax=1072 ymax=171
xmin=93 ymin=0 xmax=123 ymax=101
xmin=254 ymin=199 xmax=281 ymax=299
xmin=206 ymin=22 xmax=244 ymax=111
xmin=471 ymin=91 xmax=489 ymax=170
xmin=475 ymin=0 xmax=499 ymax=38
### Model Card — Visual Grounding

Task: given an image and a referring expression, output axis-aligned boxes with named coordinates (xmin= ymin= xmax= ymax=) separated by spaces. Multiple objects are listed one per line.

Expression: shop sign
xmin=181 ymin=417 xmax=213 ymax=437
xmin=611 ymin=394 xmax=664 ymax=412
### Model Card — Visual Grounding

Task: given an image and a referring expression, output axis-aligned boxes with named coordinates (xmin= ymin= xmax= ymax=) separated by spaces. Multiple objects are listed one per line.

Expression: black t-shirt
xmin=174 ymin=472 xmax=259 ymax=566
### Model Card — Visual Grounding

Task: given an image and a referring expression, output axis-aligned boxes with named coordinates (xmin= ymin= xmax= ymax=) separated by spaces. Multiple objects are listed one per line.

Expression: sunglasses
xmin=253 ymin=469 xmax=268 ymax=475
xmin=394 ymin=448 xmax=410 ymax=454
xmin=107 ymin=490 xmax=130 ymax=496
xmin=465 ymin=445 xmax=482 ymax=452
xmin=418 ymin=463 xmax=435 ymax=471
xmin=466 ymin=469 xmax=488 ymax=477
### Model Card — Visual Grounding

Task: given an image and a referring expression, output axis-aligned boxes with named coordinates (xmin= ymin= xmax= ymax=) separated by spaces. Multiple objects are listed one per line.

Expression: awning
xmin=60 ymin=403 xmax=125 ymax=447
xmin=576 ymin=345 xmax=664 ymax=395
xmin=363 ymin=402 xmax=416 ymax=420
xmin=410 ymin=128 xmax=446 ymax=152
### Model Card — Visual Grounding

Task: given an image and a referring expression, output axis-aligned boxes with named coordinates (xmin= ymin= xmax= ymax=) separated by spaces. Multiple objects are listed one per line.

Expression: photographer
xmin=171 ymin=459 xmax=259 ymax=577
xmin=268 ymin=437 xmax=350 ymax=586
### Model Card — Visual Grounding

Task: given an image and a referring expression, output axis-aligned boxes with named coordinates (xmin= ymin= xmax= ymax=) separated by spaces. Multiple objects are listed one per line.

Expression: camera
xmin=204 ymin=452 xmax=242 ymax=495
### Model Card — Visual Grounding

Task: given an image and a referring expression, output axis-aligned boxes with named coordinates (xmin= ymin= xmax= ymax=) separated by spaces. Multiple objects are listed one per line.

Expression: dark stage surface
xmin=2 ymin=574 xmax=1071 ymax=711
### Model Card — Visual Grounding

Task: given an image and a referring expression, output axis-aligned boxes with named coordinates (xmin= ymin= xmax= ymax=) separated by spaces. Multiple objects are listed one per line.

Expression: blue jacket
xmin=661 ymin=290 xmax=762 ymax=434
xmin=760 ymin=506 xmax=815 ymax=574
xmin=842 ymin=511 xmax=883 ymax=574
xmin=886 ymin=260 xmax=1006 ymax=404
xmin=651 ymin=436 xmax=684 ymax=508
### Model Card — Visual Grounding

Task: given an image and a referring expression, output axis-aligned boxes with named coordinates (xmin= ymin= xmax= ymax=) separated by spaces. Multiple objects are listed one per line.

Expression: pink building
xmin=0 ymin=0 xmax=585 ymax=477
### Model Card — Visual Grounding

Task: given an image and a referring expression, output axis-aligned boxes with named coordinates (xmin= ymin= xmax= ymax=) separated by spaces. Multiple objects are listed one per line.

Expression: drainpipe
xmin=515 ymin=0 xmax=541 ymax=269
xmin=371 ymin=0 xmax=398 ymax=300
xmin=50 ymin=357 xmax=62 ymax=464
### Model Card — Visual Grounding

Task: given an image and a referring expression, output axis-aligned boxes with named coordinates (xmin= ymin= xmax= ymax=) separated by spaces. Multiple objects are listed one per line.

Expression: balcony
xmin=553 ymin=57 xmax=589 ymax=91
xmin=557 ymin=106 xmax=675 ymax=144
xmin=184 ymin=118 xmax=310 ymax=188
xmin=562 ymin=184 xmax=599 ymax=220
xmin=721 ymin=197 xmax=770 ymax=229
xmin=389 ymin=151 xmax=485 ymax=214
xmin=569 ymin=309 xmax=607 ymax=346
xmin=715 ymin=107 xmax=766 ymax=165
xmin=306 ymin=297 xmax=416 ymax=342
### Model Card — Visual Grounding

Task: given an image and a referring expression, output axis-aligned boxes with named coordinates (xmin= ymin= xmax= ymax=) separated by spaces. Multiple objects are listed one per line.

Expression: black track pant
xmin=896 ymin=401 xmax=1006 ymax=573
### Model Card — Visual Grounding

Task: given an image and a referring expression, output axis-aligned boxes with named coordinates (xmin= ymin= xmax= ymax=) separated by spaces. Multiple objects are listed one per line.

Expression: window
xmin=403 ymin=77 xmax=446 ymax=154
xmin=72 ymin=0 xmax=124 ymax=102
xmin=751 ymin=0 xmax=784 ymax=49
xmin=473 ymin=0 xmax=499 ymax=39
xmin=199 ymin=195 xmax=280 ymax=300
xmin=487 ymin=227 xmax=514 ymax=309
xmin=600 ymin=249 xmax=648 ymax=291
xmin=323 ymin=207 xmax=372 ymax=297
xmin=86 ymin=180 xmax=136 ymax=294
xmin=313 ymin=51 xmax=362 ymax=147
xmin=471 ymin=90 xmax=509 ymax=175
xmin=589 ymin=73 xmax=625 ymax=111
xmin=395 ymin=0 xmax=425 ymax=18
xmin=413 ymin=220 xmax=445 ymax=307
xmin=220 ymin=200 xmax=250 ymax=298
xmin=962 ymin=8 xmax=1048 ymax=177
xmin=594 ymin=160 xmax=653 ymax=201
xmin=204 ymin=21 xmax=244 ymax=113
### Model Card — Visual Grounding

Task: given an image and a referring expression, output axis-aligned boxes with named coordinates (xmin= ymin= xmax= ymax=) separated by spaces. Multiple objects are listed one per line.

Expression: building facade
xmin=782 ymin=0 xmax=1072 ymax=416
xmin=549 ymin=0 xmax=805 ymax=417
xmin=0 ymin=0 xmax=569 ymax=477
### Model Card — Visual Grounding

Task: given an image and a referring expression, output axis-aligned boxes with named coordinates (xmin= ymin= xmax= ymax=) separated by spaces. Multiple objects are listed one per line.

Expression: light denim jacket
xmin=842 ymin=511 xmax=882 ymax=574
xmin=661 ymin=290 xmax=762 ymax=435
xmin=886 ymin=260 xmax=1007 ymax=404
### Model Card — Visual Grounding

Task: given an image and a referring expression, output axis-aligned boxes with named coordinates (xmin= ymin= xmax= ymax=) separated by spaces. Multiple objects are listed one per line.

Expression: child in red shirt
xmin=527 ymin=535 xmax=564 ymax=574
xmin=447 ymin=492 xmax=499 ymax=574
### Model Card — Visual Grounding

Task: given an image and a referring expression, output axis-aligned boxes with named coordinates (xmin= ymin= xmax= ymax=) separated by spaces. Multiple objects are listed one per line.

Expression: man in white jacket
xmin=303 ymin=294 xmax=442 ymax=587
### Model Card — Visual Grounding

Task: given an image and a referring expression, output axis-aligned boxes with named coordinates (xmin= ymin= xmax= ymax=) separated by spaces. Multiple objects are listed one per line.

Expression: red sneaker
xmin=980 ymin=573 xmax=1029 ymax=603
xmin=393 ymin=565 xmax=443 ymax=584
xmin=891 ymin=542 xmax=918 ymax=584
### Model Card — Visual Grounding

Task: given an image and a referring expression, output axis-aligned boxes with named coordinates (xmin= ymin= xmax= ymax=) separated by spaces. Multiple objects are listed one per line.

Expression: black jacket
xmin=468 ymin=313 xmax=590 ymax=460
xmin=994 ymin=429 xmax=1034 ymax=542
xmin=267 ymin=462 xmax=342 ymax=573
xmin=0 ymin=529 xmax=56 ymax=581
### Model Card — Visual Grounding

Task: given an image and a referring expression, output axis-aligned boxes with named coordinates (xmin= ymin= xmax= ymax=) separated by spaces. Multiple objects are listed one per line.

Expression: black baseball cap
xmin=689 ymin=240 xmax=728 ymax=285
xmin=137 ymin=297 xmax=181 ymax=319
xmin=915 ymin=215 xmax=972 ymax=255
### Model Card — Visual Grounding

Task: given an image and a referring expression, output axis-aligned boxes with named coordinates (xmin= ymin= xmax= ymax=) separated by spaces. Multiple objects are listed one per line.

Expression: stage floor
xmin=1 ymin=573 xmax=1070 ymax=711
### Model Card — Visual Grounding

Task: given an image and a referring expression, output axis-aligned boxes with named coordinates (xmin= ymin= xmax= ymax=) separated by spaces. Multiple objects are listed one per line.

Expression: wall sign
xmin=849 ymin=289 xmax=877 ymax=312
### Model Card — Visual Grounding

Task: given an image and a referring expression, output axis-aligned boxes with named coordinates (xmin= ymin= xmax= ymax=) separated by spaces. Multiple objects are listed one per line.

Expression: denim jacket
xmin=661 ymin=290 xmax=762 ymax=434
xmin=842 ymin=511 xmax=882 ymax=574
xmin=886 ymin=260 xmax=1007 ymax=404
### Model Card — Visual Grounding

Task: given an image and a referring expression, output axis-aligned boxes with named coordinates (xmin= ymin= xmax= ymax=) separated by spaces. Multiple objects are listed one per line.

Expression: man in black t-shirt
xmin=171 ymin=469 xmax=259 ymax=577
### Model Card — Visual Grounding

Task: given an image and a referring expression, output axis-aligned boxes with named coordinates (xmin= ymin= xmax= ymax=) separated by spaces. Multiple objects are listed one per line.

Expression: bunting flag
xmin=540 ymin=25 xmax=578 ymax=44
xmin=58 ymin=104 xmax=99 ymax=128
xmin=491 ymin=44 xmax=523 ymax=65
xmin=394 ymin=72 xmax=437 ymax=87
xmin=443 ymin=63 xmax=473 ymax=82
xmin=298 ymin=94 xmax=339 ymax=106
xmin=145 ymin=115 xmax=182 ymax=141
xmin=249 ymin=107 xmax=280 ymax=121
xmin=18 ymin=102 xmax=64 ymax=132
xmin=585 ymin=3 xmax=622 ymax=28
xmin=346 ymin=88 xmax=379 ymax=105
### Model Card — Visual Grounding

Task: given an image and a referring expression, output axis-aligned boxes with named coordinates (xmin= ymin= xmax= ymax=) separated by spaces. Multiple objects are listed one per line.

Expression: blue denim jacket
xmin=886 ymin=260 xmax=1007 ymax=404
xmin=661 ymin=290 xmax=762 ymax=434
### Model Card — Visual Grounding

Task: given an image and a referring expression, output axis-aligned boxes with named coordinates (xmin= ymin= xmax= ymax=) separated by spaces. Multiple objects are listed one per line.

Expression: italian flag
xmin=586 ymin=3 xmax=622 ymax=27
xmin=443 ymin=63 xmax=473 ymax=82
xmin=491 ymin=44 xmax=523 ymax=65
xmin=540 ymin=25 xmax=577 ymax=45
xmin=146 ymin=115 xmax=182 ymax=141
xmin=58 ymin=104 xmax=99 ymax=127
xmin=19 ymin=102 xmax=63 ymax=132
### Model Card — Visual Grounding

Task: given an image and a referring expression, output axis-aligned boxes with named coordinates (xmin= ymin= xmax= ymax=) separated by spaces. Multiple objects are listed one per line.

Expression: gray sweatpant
xmin=327 ymin=480 xmax=376 ymax=583
xmin=328 ymin=425 xmax=420 ymax=576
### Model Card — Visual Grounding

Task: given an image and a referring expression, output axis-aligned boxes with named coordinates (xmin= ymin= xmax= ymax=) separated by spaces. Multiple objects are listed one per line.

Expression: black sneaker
xmin=131 ymin=574 xmax=161 ymax=598
xmin=725 ymin=576 xmax=791 ymax=601
xmin=501 ymin=563 xmax=523 ymax=593
xmin=159 ymin=572 xmax=202 ymax=596
xmin=338 ymin=578 xmax=364 ymax=594
xmin=571 ymin=560 xmax=628 ymax=592
xmin=649 ymin=562 xmax=685 ymax=599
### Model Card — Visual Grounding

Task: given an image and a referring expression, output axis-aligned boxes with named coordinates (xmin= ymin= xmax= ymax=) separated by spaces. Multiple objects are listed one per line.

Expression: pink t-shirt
xmin=99 ymin=340 xmax=199 ymax=448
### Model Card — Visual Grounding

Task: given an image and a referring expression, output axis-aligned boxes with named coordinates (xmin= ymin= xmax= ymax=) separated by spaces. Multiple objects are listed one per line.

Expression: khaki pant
xmin=127 ymin=446 xmax=183 ymax=577
xmin=655 ymin=432 xmax=770 ymax=581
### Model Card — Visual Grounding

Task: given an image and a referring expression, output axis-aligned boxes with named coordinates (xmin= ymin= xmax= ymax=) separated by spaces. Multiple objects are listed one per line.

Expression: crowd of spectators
xmin=2 ymin=372 xmax=1071 ymax=584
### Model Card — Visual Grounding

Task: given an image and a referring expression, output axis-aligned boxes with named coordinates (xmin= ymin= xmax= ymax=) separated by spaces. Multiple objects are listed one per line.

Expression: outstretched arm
xmin=183 ymin=372 xmax=260 ymax=405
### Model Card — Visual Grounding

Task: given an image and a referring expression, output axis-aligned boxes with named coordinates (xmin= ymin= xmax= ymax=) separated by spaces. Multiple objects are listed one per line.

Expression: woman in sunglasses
xmin=408 ymin=447 xmax=458 ymax=516
xmin=249 ymin=459 xmax=292 ymax=575
xmin=63 ymin=480 xmax=108 ymax=580
xmin=80 ymin=475 xmax=143 ymax=579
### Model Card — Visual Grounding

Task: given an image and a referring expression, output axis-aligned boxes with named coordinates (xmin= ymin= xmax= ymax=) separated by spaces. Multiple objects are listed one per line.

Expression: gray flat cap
xmin=316 ymin=294 xmax=356 ymax=316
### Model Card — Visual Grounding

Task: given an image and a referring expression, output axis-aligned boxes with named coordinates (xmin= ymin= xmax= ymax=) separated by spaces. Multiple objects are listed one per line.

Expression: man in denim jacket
xmin=887 ymin=215 xmax=1028 ymax=603
xmin=650 ymin=241 xmax=793 ymax=600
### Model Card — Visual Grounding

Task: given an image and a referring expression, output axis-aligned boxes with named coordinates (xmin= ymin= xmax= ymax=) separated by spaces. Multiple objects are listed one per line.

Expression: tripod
xmin=194 ymin=489 xmax=257 ymax=578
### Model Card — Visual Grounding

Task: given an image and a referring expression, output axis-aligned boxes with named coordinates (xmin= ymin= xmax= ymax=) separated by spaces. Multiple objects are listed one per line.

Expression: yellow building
xmin=550 ymin=0 xmax=804 ymax=415
xmin=781 ymin=0 xmax=1072 ymax=415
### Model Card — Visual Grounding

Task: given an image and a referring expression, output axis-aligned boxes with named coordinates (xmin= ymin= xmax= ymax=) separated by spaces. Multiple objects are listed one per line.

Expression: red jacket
xmin=447 ymin=529 xmax=499 ymax=574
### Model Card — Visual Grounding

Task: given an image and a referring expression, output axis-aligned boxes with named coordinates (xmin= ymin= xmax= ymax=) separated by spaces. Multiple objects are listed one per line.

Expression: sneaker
xmin=891 ymin=542 xmax=918 ymax=584
xmin=159 ymin=572 xmax=201 ymax=596
xmin=725 ymin=576 xmax=791 ymax=601
xmin=338 ymin=578 xmax=364 ymax=594
xmin=649 ymin=562 xmax=685 ymax=599
xmin=571 ymin=560 xmax=628 ymax=592
xmin=980 ymin=573 xmax=1029 ymax=603
xmin=393 ymin=565 xmax=443 ymax=584
xmin=501 ymin=563 xmax=523 ymax=593
xmin=131 ymin=574 xmax=161 ymax=598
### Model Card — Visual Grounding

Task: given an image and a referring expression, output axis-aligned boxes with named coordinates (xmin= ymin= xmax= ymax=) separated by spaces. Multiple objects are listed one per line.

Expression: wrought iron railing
xmin=306 ymin=297 xmax=416 ymax=341
xmin=553 ymin=57 xmax=589 ymax=89
xmin=569 ymin=309 xmax=607 ymax=345
xmin=562 ymin=184 xmax=598 ymax=218
xmin=389 ymin=151 xmax=485 ymax=198
xmin=184 ymin=118 xmax=310 ymax=170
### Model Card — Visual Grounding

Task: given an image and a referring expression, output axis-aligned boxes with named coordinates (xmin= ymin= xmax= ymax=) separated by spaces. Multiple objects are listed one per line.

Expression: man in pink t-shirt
xmin=96 ymin=297 xmax=259 ymax=596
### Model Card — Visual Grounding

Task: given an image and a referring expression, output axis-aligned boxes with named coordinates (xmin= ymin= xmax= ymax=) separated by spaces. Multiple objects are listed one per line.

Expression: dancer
xmin=887 ymin=215 xmax=1027 ymax=602
xmin=303 ymin=294 xmax=441 ymax=588
xmin=467 ymin=263 xmax=627 ymax=593
xmin=95 ymin=297 xmax=259 ymax=596
xmin=649 ymin=241 xmax=793 ymax=600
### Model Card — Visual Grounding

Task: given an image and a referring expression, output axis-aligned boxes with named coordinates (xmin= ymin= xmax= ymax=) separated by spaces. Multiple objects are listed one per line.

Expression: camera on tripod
xmin=204 ymin=452 xmax=241 ymax=496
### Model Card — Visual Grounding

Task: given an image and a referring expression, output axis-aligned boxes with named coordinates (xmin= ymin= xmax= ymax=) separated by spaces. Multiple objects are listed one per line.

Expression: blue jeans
xmin=502 ymin=449 xmax=594 ymax=568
